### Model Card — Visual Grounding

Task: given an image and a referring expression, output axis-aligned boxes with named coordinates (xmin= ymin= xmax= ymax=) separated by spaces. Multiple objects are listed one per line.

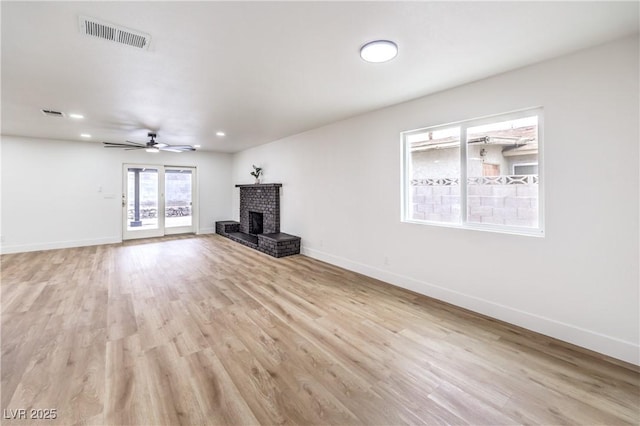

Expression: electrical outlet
xmin=384 ymin=256 xmax=390 ymax=266
xmin=319 ymin=239 xmax=324 ymax=248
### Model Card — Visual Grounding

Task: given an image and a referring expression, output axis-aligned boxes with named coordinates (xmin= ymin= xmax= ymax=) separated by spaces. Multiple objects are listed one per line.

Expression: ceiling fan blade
xmin=162 ymin=145 xmax=196 ymax=151
xmin=154 ymin=143 xmax=169 ymax=148
xmin=124 ymin=140 xmax=147 ymax=146
xmin=103 ymin=142 xmax=144 ymax=148
xmin=124 ymin=147 xmax=146 ymax=150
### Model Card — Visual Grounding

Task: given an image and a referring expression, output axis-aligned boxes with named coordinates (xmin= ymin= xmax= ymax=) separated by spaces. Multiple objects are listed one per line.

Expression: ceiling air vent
xmin=41 ymin=109 xmax=65 ymax=118
xmin=79 ymin=16 xmax=151 ymax=50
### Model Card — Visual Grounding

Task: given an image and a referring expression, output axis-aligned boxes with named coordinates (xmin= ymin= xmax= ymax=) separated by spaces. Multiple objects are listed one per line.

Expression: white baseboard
xmin=1 ymin=230 xmax=218 ymax=255
xmin=301 ymin=246 xmax=639 ymax=366
xmin=0 ymin=236 xmax=122 ymax=255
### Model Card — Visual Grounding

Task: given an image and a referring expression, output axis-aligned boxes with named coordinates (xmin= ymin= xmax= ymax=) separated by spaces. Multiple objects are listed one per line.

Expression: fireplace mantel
xmin=235 ymin=183 xmax=282 ymax=188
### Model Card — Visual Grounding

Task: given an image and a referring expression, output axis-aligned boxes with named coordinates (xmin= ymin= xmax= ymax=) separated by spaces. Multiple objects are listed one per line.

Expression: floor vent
xmin=41 ymin=109 xmax=65 ymax=118
xmin=79 ymin=16 xmax=151 ymax=50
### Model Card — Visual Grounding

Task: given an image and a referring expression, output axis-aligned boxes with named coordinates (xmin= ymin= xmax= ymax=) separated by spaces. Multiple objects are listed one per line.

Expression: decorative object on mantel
xmin=250 ymin=165 xmax=263 ymax=184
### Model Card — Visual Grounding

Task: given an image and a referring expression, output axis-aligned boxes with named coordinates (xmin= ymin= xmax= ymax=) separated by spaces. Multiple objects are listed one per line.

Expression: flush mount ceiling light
xmin=69 ymin=113 xmax=84 ymax=119
xmin=216 ymin=131 xmax=225 ymax=137
xmin=360 ymin=40 xmax=398 ymax=63
xmin=80 ymin=133 xmax=91 ymax=138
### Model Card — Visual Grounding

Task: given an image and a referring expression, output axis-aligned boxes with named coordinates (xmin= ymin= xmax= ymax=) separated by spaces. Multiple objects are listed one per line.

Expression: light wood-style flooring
xmin=1 ymin=235 xmax=638 ymax=425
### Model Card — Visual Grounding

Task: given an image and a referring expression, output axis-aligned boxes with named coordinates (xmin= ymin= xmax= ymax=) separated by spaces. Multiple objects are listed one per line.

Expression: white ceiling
xmin=2 ymin=1 xmax=638 ymax=153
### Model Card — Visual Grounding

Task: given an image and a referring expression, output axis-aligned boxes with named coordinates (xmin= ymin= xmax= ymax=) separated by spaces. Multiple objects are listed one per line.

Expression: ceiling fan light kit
xmin=103 ymin=132 xmax=196 ymax=153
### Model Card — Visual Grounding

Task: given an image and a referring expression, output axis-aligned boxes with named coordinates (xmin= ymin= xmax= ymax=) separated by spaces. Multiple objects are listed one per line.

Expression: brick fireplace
xmin=215 ymin=183 xmax=300 ymax=258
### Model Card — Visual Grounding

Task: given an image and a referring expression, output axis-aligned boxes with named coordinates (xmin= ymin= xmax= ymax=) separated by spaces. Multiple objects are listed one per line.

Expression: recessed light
xmin=194 ymin=145 xmax=201 ymax=148
xmin=216 ymin=131 xmax=225 ymax=137
xmin=69 ymin=113 xmax=84 ymax=119
xmin=80 ymin=133 xmax=91 ymax=138
xmin=360 ymin=40 xmax=398 ymax=63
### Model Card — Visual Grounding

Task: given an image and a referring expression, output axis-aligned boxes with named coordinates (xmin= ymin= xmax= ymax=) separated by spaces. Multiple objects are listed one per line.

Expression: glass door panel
xmin=165 ymin=167 xmax=195 ymax=235
xmin=123 ymin=165 xmax=164 ymax=240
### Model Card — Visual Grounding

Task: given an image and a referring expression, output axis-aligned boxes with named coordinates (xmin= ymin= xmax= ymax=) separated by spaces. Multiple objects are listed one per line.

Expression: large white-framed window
xmin=401 ymin=108 xmax=544 ymax=236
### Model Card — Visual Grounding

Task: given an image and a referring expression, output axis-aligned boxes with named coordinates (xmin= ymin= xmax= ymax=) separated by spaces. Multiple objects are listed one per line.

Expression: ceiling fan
xmin=103 ymin=132 xmax=196 ymax=152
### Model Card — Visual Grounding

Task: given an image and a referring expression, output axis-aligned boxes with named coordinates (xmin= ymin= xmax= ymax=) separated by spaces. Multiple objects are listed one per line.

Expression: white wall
xmin=0 ymin=136 xmax=232 ymax=253
xmin=232 ymin=36 xmax=640 ymax=365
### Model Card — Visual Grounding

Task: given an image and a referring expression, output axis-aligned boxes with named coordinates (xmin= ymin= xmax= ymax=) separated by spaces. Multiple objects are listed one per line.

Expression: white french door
xmin=122 ymin=164 xmax=197 ymax=240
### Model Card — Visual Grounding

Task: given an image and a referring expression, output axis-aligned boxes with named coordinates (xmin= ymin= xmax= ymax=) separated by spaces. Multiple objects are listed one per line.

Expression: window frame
xmin=401 ymin=107 xmax=545 ymax=237
xmin=512 ymin=162 xmax=539 ymax=175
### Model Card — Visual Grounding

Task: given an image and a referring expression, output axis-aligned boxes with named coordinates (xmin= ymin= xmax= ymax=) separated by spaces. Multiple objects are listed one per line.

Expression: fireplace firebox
xmin=249 ymin=211 xmax=264 ymax=235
